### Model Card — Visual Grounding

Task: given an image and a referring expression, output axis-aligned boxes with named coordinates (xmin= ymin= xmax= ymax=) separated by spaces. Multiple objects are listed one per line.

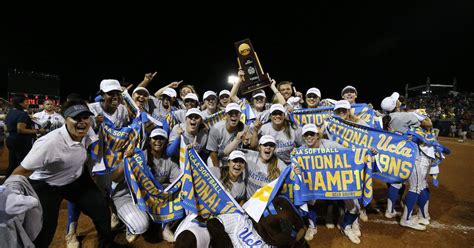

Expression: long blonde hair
xmin=267 ymin=156 xmax=280 ymax=181
xmin=219 ymin=166 xmax=233 ymax=191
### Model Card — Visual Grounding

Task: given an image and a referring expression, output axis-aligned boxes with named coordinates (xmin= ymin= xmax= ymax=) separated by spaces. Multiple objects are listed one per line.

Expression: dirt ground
xmin=1 ymin=136 xmax=473 ymax=247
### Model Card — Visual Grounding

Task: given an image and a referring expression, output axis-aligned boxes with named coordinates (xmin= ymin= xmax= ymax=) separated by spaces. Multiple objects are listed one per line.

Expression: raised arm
xmin=270 ymin=78 xmax=286 ymax=105
xmin=154 ymin=80 xmax=183 ymax=98
xmin=230 ymin=69 xmax=245 ymax=103
xmin=136 ymin=72 xmax=157 ymax=88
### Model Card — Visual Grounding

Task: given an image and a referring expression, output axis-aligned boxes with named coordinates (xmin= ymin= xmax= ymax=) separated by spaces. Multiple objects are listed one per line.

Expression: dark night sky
xmin=7 ymin=2 xmax=474 ymax=105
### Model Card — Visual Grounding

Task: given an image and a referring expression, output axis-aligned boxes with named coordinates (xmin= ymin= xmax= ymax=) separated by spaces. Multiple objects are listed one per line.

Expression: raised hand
xmin=144 ymin=72 xmax=157 ymax=83
xmin=169 ymin=80 xmax=183 ymax=89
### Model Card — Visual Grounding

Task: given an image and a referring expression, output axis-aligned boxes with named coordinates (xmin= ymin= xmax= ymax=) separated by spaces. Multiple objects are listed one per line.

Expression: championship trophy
xmin=235 ymin=39 xmax=270 ymax=95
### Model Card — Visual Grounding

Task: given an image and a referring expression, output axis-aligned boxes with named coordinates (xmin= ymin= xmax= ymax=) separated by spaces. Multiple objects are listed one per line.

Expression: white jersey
xmin=217 ymin=213 xmax=273 ymax=248
xmin=244 ymin=150 xmax=287 ymax=199
xmin=32 ymin=110 xmax=64 ymax=130
xmin=259 ymin=123 xmax=303 ymax=164
xmin=88 ymin=102 xmax=129 ymax=129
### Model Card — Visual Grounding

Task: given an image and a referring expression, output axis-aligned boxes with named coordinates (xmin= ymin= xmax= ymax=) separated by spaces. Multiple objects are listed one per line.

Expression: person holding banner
xmin=209 ymin=150 xmax=247 ymax=203
xmin=11 ymin=99 xmax=123 ymax=248
xmin=206 ymin=103 xmax=245 ymax=167
xmin=252 ymin=104 xmax=303 ymax=164
xmin=167 ymin=108 xmax=209 ymax=158
xmin=299 ymin=123 xmax=345 ymax=241
xmin=245 ymin=135 xmax=287 ymax=199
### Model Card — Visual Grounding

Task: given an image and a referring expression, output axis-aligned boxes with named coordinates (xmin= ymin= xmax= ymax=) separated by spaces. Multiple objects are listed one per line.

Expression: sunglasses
xmin=71 ymin=115 xmax=90 ymax=122
xmin=303 ymin=132 xmax=317 ymax=137
xmin=271 ymin=111 xmax=284 ymax=116
xmin=306 ymin=94 xmax=318 ymax=99
xmin=151 ymin=136 xmax=167 ymax=141
xmin=261 ymin=143 xmax=276 ymax=148
xmin=105 ymin=91 xmax=122 ymax=97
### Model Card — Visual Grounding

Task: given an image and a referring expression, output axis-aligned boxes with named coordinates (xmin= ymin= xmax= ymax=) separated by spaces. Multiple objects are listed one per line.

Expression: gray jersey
xmin=206 ymin=120 xmax=241 ymax=163
xmin=244 ymin=150 xmax=287 ymax=199
xmin=169 ymin=123 xmax=208 ymax=154
xmin=389 ymin=112 xmax=421 ymax=134
xmin=88 ymin=102 xmax=129 ymax=129
xmin=149 ymin=155 xmax=181 ymax=187
xmin=209 ymin=166 xmax=246 ymax=202
xmin=150 ymin=96 xmax=171 ymax=121
xmin=259 ymin=123 xmax=303 ymax=164
xmin=173 ymin=109 xmax=187 ymax=124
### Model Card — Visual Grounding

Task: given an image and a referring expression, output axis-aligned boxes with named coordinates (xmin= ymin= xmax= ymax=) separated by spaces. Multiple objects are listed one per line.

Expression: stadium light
xmin=228 ymin=75 xmax=239 ymax=85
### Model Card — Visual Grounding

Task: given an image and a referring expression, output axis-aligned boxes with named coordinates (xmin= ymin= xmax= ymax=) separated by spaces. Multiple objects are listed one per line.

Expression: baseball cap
xmin=306 ymin=88 xmax=321 ymax=98
xmin=334 ymin=100 xmax=351 ymax=110
xmin=341 ymin=85 xmax=357 ymax=96
xmin=380 ymin=92 xmax=400 ymax=112
xmin=161 ymin=88 xmax=177 ymax=98
xmin=203 ymin=91 xmax=217 ymax=100
xmin=150 ymin=128 xmax=168 ymax=139
xmin=133 ymin=87 xmax=150 ymax=97
xmin=259 ymin=135 xmax=276 ymax=145
xmin=302 ymin=124 xmax=319 ymax=135
xmin=185 ymin=108 xmax=204 ymax=119
xmin=270 ymin=104 xmax=286 ymax=114
xmin=228 ymin=150 xmax=247 ymax=163
xmin=252 ymin=90 xmax=266 ymax=99
xmin=63 ymin=104 xmax=94 ymax=118
xmin=225 ymin=103 xmax=241 ymax=113
xmin=100 ymin=79 xmax=122 ymax=93
xmin=184 ymin=93 xmax=199 ymax=102
xmin=219 ymin=90 xmax=231 ymax=97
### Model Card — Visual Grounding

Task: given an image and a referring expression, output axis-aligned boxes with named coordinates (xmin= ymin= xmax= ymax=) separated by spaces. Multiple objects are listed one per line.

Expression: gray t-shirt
xmin=147 ymin=154 xmax=181 ymax=187
xmin=259 ymin=122 xmax=303 ymax=164
xmin=206 ymin=120 xmax=242 ymax=163
xmin=173 ymin=109 xmax=187 ymax=124
xmin=169 ymin=123 xmax=209 ymax=154
xmin=150 ymin=96 xmax=171 ymax=121
xmin=209 ymin=166 xmax=246 ymax=202
xmin=389 ymin=112 xmax=421 ymax=134
xmin=244 ymin=150 xmax=287 ymax=199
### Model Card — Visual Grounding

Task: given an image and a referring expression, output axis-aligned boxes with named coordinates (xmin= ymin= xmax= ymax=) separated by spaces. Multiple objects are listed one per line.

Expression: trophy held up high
xmin=235 ymin=39 xmax=271 ymax=95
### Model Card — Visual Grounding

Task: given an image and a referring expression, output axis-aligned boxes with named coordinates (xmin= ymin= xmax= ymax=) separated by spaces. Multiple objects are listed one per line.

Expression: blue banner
xmin=89 ymin=115 xmax=143 ymax=174
xmin=204 ymin=99 xmax=256 ymax=126
xmin=124 ymin=149 xmax=185 ymax=223
xmin=290 ymin=103 xmax=377 ymax=128
xmin=325 ymin=116 xmax=418 ymax=183
xmin=291 ymin=148 xmax=373 ymax=206
xmin=180 ymin=148 xmax=244 ymax=219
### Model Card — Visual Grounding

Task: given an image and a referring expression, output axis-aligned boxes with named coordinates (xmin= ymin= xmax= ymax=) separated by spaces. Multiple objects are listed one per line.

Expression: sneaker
xmin=126 ymin=231 xmax=139 ymax=243
xmin=352 ymin=220 xmax=361 ymax=237
xmin=359 ymin=209 xmax=368 ymax=222
xmin=400 ymin=218 xmax=427 ymax=231
xmin=326 ymin=222 xmax=335 ymax=229
xmin=414 ymin=215 xmax=430 ymax=225
xmin=385 ymin=210 xmax=400 ymax=219
xmin=304 ymin=227 xmax=317 ymax=241
xmin=111 ymin=213 xmax=120 ymax=229
xmin=162 ymin=223 xmax=175 ymax=242
xmin=65 ymin=233 xmax=80 ymax=248
xmin=342 ymin=226 xmax=361 ymax=244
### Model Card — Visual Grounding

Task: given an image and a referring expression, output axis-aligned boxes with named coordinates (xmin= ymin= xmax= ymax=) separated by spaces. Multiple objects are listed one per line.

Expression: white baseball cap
xmin=185 ymin=108 xmax=204 ymax=119
xmin=302 ymin=124 xmax=319 ymax=135
xmin=252 ymin=90 xmax=266 ymax=99
xmin=334 ymin=100 xmax=351 ymax=110
xmin=306 ymin=88 xmax=321 ymax=98
xmin=150 ymin=128 xmax=168 ymax=139
xmin=133 ymin=87 xmax=150 ymax=96
xmin=380 ymin=92 xmax=400 ymax=112
xmin=203 ymin=91 xmax=217 ymax=100
xmin=225 ymin=103 xmax=241 ymax=113
xmin=270 ymin=104 xmax=286 ymax=114
xmin=162 ymin=88 xmax=177 ymax=98
xmin=341 ymin=85 xmax=357 ymax=96
xmin=259 ymin=135 xmax=276 ymax=145
xmin=184 ymin=93 xmax=199 ymax=102
xmin=228 ymin=150 xmax=247 ymax=163
xmin=100 ymin=79 xmax=122 ymax=93
xmin=219 ymin=90 xmax=231 ymax=97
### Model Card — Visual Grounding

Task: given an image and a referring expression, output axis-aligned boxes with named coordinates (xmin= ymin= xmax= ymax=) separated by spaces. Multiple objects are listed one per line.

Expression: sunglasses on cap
xmin=261 ymin=142 xmax=276 ymax=148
